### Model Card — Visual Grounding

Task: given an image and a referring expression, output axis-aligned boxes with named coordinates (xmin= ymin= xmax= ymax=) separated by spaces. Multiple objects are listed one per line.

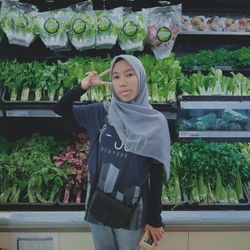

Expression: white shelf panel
xmin=180 ymin=31 xmax=250 ymax=35
xmin=5 ymin=109 xmax=61 ymax=118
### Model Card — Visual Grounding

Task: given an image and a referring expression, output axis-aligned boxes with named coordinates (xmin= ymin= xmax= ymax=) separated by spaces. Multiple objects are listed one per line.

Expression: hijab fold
xmin=103 ymin=55 xmax=171 ymax=180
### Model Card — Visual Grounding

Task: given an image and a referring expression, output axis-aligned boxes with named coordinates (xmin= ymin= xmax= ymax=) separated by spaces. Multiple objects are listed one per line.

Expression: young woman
xmin=53 ymin=55 xmax=171 ymax=250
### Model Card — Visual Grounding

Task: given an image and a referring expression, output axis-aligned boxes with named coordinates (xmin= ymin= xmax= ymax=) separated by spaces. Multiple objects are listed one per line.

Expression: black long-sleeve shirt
xmin=52 ymin=86 xmax=163 ymax=227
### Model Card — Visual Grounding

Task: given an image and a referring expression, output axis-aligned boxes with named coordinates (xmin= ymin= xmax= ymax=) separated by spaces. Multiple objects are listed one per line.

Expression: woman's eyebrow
xmin=113 ymin=68 xmax=134 ymax=75
xmin=124 ymin=68 xmax=134 ymax=73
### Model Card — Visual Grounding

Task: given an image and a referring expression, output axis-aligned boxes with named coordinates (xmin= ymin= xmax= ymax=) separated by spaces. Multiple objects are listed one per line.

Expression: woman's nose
xmin=120 ymin=79 xmax=127 ymax=87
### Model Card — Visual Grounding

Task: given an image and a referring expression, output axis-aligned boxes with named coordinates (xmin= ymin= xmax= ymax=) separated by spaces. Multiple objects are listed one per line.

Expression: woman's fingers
xmin=152 ymin=234 xmax=159 ymax=247
xmin=93 ymin=79 xmax=113 ymax=86
xmin=98 ymin=68 xmax=111 ymax=78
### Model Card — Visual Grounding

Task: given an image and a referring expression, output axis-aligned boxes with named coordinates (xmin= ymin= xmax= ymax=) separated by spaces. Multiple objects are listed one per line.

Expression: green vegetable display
xmin=170 ymin=140 xmax=250 ymax=203
xmin=0 ymin=134 xmax=69 ymax=203
xmin=0 ymin=53 xmax=249 ymax=102
xmin=35 ymin=9 xmax=70 ymax=50
xmin=95 ymin=7 xmax=123 ymax=49
xmin=117 ymin=8 xmax=147 ymax=52
xmin=177 ymin=47 xmax=250 ymax=70
xmin=0 ymin=1 xmax=37 ymax=47
xmin=179 ymin=67 xmax=250 ymax=96
xmin=179 ymin=109 xmax=250 ymax=132
xmin=68 ymin=2 xmax=96 ymax=51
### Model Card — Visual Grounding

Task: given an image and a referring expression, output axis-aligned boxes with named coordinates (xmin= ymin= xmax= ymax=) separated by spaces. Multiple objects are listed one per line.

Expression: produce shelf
xmin=4 ymin=109 xmax=60 ymax=118
xmin=182 ymin=66 xmax=250 ymax=76
xmin=1 ymin=88 xmax=178 ymax=119
xmin=180 ymin=31 xmax=250 ymax=35
xmin=0 ymin=201 xmax=59 ymax=212
xmin=1 ymin=210 xmax=250 ymax=232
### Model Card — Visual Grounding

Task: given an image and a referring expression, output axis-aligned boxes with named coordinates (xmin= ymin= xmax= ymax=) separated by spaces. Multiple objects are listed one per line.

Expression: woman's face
xmin=112 ymin=59 xmax=138 ymax=102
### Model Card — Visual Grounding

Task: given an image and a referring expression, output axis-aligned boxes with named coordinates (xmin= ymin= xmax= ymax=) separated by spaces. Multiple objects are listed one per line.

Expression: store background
xmin=0 ymin=0 xmax=250 ymax=249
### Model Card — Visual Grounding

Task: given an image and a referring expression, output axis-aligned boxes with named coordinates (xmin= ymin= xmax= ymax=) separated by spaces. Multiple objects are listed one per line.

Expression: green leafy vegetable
xmin=0 ymin=1 xmax=37 ymax=47
xmin=68 ymin=2 xmax=96 ymax=51
xmin=36 ymin=9 xmax=70 ymax=50
xmin=95 ymin=7 xmax=123 ymax=49
xmin=118 ymin=8 xmax=147 ymax=52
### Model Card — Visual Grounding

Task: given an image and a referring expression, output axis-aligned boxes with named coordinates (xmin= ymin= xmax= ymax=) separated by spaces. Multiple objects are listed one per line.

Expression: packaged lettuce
xmin=145 ymin=4 xmax=182 ymax=60
xmin=95 ymin=7 xmax=123 ymax=49
xmin=118 ymin=8 xmax=147 ymax=52
xmin=0 ymin=1 xmax=38 ymax=47
xmin=68 ymin=2 xmax=96 ymax=51
xmin=36 ymin=9 xmax=70 ymax=50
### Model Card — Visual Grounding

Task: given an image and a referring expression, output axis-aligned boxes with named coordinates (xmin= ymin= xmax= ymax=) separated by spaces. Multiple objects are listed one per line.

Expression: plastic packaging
xmin=207 ymin=16 xmax=223 ymax=32
xmin=117 ymin=8 xmax=147 ymax=52
xmin=145 ymin=4 xmax=182 ymax=60
xmin=0 ymin=0 xmax=38 ymax=47
xmin=36 ymin=8 xmax=70 ymax=50
xmin=68 ymin=1 xmax=96 ymax=51
xmin=95 ymin=7 xmax=123 ymax=49
xmin=191 ymin=16 xmax=209 ymax=31
xmin=180 ymin=15 xmax=192 ymax=31
xmin=221 ymin=18 xmax=239 ymax=32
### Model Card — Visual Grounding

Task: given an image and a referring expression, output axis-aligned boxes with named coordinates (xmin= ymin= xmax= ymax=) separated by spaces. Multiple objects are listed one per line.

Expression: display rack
xmin=0 ymin=2 xmax=249 ymax=248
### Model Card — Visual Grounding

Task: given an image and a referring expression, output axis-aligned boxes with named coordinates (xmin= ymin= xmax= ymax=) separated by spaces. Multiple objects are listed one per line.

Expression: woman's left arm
xmin=145 ymin=160 xmax=165 ymax=247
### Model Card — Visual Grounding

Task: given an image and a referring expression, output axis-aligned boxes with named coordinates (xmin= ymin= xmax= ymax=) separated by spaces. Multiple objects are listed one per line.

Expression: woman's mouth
xmin=120 ymin=90 xmax=131 ymax=96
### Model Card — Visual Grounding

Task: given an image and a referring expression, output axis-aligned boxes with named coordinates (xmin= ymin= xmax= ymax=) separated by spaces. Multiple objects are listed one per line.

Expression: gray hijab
xmin=103 ymin=55 xmax=171 ymax=180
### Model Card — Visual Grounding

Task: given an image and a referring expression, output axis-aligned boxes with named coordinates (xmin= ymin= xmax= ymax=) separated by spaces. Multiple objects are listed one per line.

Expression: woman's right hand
xmin=80 ymin=69 xmax=112 ymax=90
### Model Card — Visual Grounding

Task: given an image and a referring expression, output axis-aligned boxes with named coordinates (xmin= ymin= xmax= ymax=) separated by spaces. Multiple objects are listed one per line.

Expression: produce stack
xmin=53 ymin=133 xmax=89 ymax=204
xmin=0 ymin=134 xmax=69 ymax=204
xmin=162 ymin=140 xmax=250 ymax=206
xmin=0 ymin=133 xmax=89 ymax=205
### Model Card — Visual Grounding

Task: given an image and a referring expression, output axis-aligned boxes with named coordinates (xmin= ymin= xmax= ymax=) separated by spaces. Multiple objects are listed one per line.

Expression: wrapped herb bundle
xmin=0 ymin=0 xmax=38 ymax=47
xmin=118 ymin=8 xmax=147 ymax=52
xmin=36 ymin=8 xmax=71 ymax=50
xmin=68 ymin=1 xmax=96 ymax=51
xmin=95 ymin=7 xmax=123 ymax=49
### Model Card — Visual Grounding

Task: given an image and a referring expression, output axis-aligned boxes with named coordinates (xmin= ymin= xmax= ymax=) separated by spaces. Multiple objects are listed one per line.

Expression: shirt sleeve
xmin=51 ymin=84 xmax=86 ymax=131
xmin=147 ymin=159 xmax=164 ymax=228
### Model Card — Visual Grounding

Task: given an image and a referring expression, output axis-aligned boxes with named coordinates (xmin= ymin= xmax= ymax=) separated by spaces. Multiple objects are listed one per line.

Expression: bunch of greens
xmin=68 ymin=2 xmax=96 ymax=51
xmin=35 ymin=9 xmax=70 ymax=50
xmin=171 ymin=140 xmax=250 ymax=203
xmin=118 ymin=8 xmax=147 ymax=52
xmin=162 ymin=143 xmax=183 ymax=204
xmin=179 ymin=67 xmax=250 ymax=96
xmin=0 ymin=134 xmax=69 ymax=203
xmin=0 ymin=136 xmax=10 ymax=154
xmin=177 ymin=47 xmax=250 ymax=70
xmin=232 ymin=47 xmax=250 ymax=67
xmin=139 ymin=53 xmax=184 ymax=102
xmin=0 ymin=1 xmax=38 ymax=47
xmin=95 ymin=7 xmax=123 ymax=49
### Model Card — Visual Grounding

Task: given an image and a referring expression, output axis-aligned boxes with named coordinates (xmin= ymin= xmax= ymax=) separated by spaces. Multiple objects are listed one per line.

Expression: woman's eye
xmin=113 ymin=76 xmax=119 ymax=80
xmin=127 ymin=73 xmax=134 ymax=77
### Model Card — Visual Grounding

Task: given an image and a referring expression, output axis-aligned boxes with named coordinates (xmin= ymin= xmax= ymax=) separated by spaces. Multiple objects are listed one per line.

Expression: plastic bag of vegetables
xmin=145 ymin=4 xmax=182 ymax=60
xmin=35 ymin=8 xmax=71 ymax=50
xmin=68 ymin=1 xmax=96 ymax=51
xmin=0 ymin=0 xmax=38 ymax=47
xmin=117 ymin=8 xmax=147 ymax=52
xmin=95 ymin=7 xmax=123 ymax=49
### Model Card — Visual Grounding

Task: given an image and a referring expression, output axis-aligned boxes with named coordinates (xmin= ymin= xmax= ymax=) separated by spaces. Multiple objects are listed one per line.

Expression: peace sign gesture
xmin=80 ymin=69 xmax=112 ymax=90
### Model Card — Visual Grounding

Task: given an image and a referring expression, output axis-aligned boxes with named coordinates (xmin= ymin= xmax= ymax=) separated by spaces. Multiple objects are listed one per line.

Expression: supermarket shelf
xmin=4 ymin=109 xmax=60 ymax=118
xmin=180 ymin=31 xmax=250 ymax=35
xmin=3 ymin=109 xmax=176 ymax=120
xmin=0 ymin=211 xmax=250 ymax=232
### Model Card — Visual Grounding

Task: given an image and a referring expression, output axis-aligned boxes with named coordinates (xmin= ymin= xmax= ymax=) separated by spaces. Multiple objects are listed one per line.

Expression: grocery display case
xmin=0 ymin=0 xmax=250 ymax=249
